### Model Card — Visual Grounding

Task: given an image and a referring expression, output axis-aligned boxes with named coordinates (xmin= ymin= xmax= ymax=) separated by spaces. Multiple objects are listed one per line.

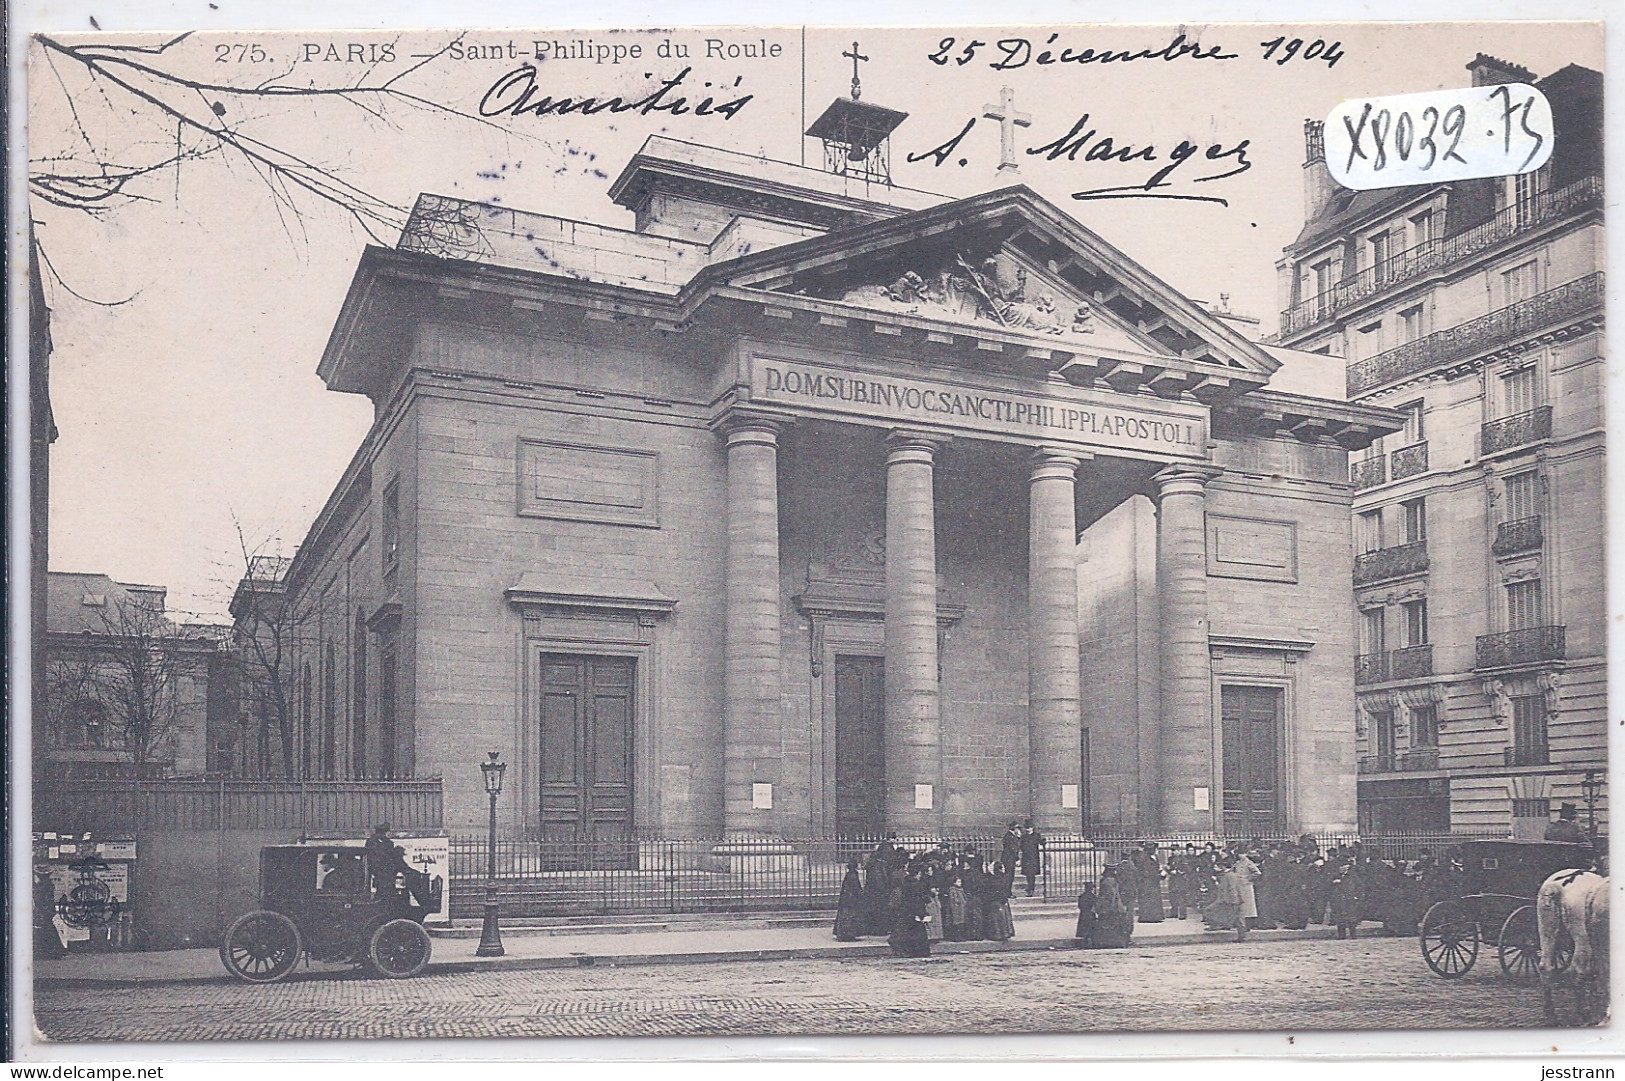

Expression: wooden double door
xmin=833 ymin=654 xmax=886 ymax=838
xmin=538 ymin=654 xmax=634 ymax=852
xmin=1220 ymin=685 xmax=1284 ymax=836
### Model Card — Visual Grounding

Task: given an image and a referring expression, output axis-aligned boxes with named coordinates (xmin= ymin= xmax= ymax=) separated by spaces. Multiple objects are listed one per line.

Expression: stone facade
xmin=1275 ymin=59 xmax=1606 ymax=835
xmin=275 ymin=131 xmax=1400 ymax=840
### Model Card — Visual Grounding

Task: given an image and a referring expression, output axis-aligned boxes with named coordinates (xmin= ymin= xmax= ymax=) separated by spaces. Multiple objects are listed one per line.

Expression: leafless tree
xmin=227 ymin=518 xmax=314 ymax=779
xmin=81 ymin=593 xmax=191 ymax=778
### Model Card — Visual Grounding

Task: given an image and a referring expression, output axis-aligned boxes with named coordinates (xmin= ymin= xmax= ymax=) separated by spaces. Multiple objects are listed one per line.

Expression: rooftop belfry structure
xmin=804 ymin=41 xmax=908 ymax=185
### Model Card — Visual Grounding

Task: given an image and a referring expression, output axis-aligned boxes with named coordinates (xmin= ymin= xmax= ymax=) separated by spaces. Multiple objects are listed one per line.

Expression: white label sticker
xmin=1324 ymin=83 xmax=1553 ymax=190
xmin=1061 ymin=784 xmax=1080 ymax=810
xmin=1194 ymin=787 xmax=1211 ymax=811
xmin=914 ymin=784 xmax=934 ymax=810
xmin=751 ymin=783 xmax=774 ymax=809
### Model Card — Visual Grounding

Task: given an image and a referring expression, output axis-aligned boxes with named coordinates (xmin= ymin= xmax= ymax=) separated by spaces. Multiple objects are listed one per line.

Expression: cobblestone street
xmin=35 ymin=936 xmax=1573 ymax=1042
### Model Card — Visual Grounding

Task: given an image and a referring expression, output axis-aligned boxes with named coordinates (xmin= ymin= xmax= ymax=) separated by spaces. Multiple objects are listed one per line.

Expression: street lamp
xmin=1580 ymin=769 xmax=1603 ymax=841
xmin=476 ymin=751 xmax=507 ymax=957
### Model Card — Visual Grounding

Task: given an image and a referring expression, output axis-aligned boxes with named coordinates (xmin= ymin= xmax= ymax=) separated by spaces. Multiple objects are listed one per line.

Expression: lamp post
xmin=1580 ymin=768 xmax=1603 ymax=842
xmin=476 ymin=751 xmax=507 ymax=957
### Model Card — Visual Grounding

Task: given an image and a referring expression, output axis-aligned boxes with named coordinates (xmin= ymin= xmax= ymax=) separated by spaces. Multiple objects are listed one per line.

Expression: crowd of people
xmin=835 ymin=830 xmax=1466 ymax=955
xmin=1075 ymin=837 xmax=1452 ymax=946
xmin=834 ymin=825 xmax=1045 ymax=957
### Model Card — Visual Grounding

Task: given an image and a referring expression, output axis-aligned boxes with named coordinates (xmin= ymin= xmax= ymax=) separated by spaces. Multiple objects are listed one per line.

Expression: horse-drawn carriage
xmin=219 ymin=843 xmax=442 ymax=983
xmin=1418 ymin=839 xmax=1593 ymax=983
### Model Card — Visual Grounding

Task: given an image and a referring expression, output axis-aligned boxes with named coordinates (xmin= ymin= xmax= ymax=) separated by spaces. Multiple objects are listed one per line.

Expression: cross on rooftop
xmin=843 ymin=41 xmax=869 ymax=100
xmin=983 ymin=86 xmax=1032 ymax=173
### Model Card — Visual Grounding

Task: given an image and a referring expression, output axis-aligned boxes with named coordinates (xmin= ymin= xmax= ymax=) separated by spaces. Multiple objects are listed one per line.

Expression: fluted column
xmin=884 ymin=430 xmax=944 ymax=831
xmin=721 ymin=418 xmax=784 ymax=836
xmin=1029 ymin=449 xmax=1086 ymax=831
xmin=1154 ymin=465 xmax=1220 ymax=832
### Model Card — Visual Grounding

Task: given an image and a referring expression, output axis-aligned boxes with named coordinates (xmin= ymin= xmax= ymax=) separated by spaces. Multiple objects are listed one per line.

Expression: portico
xmin=298 ymin=133 xmax=1403 ymax=845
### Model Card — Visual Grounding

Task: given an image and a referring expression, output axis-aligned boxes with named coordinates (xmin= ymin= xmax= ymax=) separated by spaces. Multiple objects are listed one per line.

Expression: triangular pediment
xmin=696 ymin=187 xmax=1280 ymax=378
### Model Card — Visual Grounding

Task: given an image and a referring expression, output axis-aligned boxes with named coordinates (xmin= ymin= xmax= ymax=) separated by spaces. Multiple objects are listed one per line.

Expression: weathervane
xmin=843 ymin=40 xmax=869 ymax=100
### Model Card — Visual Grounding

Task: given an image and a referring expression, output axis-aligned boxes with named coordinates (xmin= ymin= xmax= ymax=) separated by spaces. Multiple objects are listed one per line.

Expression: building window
xmin=1394 ymin=400 xmax=1425 ymax=446
xmin=1368 ymin=230 xmax=1392 ymax=272
xmin=1372 ymin=709 xmax=1396 ymax=760
xmin=352 ymin=612 xmax=367 ymax=779
xmin=1357 ymin=320 xmax=1385 ymax=359
xmin=300 ymin=660 xmax=313 ymax=780
xmin=1358 ymin=509 xmax=1384 ymax=554
xmin=379 ymin=631 xmax=398 ymax=780
xmin=1503 ymin=471 xmax=1539 ymax=521
xmin=323 ymin=641 xmax=338 ymax=780
xmin=1309 ymin=258 xmax=1334 ymax=301
xmin=1500 ymin=366 xmax=1539 ymax=418
xmin=1512 ymin=797 xmax=1551 ymax=819
xmin=1411 ymin=705 xmax=1439 ymax=748
xmin=1409 ymin=209 xmax=1436 ymax=245
xmin=1361 ymin=608 xmax=1386 ymax=655
xmin=61 ymin=698 xmax=108 ymax=750
xmin=1398 ymin=304 xmax=1425 ymax=344
xmin=1506 ymin=579 xmax=1544 ymax=631
xmin=382 ymin=480 xmax=400 ymax=573
xmin=1402 ymin=599 xmax=1429 ymax=647
xmin=1401 ymin=498 xmax=1427 ymax=544
xmin=1510 ymin=694 xmax=1549 ymax=762
xmin=1501 ymin=261 xmax=1539 ymax=307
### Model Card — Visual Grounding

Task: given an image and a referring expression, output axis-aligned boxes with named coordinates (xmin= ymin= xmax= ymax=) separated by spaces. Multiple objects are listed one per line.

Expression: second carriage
xmin=1417 ymin=839 xmax=1594 ymax=983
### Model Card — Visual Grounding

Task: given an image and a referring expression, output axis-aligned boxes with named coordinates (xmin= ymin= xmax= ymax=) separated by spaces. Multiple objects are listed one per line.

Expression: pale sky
xmin=28 ymin=20 xmax=1604 ymax=620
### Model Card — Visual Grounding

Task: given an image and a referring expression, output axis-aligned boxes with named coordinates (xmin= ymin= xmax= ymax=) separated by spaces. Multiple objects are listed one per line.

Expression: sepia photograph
xmin=9 ymin=8 xmax=1612 ymax=1054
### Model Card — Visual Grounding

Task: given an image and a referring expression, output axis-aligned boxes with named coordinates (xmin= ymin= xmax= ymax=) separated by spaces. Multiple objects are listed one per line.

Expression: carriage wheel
xmin=367 ymin=918 xmax=431 ymax=978
xmin=1419 ymin=901 xmax=1479 ymax=978
xmin=219 ymin=910 xmax=301 ymax=983
xmin=1497 ymin=905 xmax=1542 ymax=984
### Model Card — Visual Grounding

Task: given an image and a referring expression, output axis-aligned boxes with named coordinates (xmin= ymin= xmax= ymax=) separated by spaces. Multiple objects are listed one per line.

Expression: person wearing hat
xmin=1545 ymin=802 xmax=1587 ymax=843
xmin=365 ymin=822 xmax=410 ymax=896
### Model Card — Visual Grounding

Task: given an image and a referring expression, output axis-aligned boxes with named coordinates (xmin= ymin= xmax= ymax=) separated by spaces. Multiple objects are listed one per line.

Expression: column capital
xmin=1029 ymin=447 xmax=1090 ymax=483
xmin=885 ymin=428 xmax=948 ymax=462
xmin=710 ymin=410 xmax=789 ymax=446
xmin=1152 ymin=463 xmax=1222 ymax=499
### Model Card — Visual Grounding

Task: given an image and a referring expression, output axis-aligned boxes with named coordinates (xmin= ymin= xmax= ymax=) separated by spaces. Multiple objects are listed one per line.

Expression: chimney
xmin=1467 ymin=53 xmax=1535 ymax=87
xmin=1303 ymin=119 xmax=1335 ymax=221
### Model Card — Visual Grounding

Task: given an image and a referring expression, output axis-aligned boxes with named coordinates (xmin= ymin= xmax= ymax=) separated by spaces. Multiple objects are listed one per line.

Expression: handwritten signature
xmin=478 ymin=65 xmax=752 ymax=121
xmin=908 ymin=113 xmax=1252 ymax=206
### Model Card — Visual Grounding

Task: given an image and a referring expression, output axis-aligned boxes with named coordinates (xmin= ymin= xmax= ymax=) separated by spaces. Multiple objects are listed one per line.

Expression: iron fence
xmin=445 ymin=830 xmax=1508 ymax=918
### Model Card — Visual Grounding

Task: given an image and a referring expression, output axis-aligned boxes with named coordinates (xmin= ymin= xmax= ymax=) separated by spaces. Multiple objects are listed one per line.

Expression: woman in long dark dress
xmin=1094 ymin=866 xmax=1133 ymax=948
xmin=862 ymin=850 xmax=892 ymax=935
xmin=834 ymin=859 xmax=865 ymax=941
xmin=1074 ymin=884 xmax=1099 ymax=947
xmin=984 ymin=862 xmax=1016 ymax=941
xmin=960 ymin=858 xmax=986 ymax=941
xmin=888 ymin=868 xmax=932 ymax=957
xmin=944 ymin=869 xmax=970 ymax=941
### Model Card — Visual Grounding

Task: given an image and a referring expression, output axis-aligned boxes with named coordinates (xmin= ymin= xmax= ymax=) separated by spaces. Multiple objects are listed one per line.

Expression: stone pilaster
xmin=720 ymin=417 xmax=784 ymax=836
xmin=884 ymin=430 xmax=944 ymax=831
xmin=1028 ymin=448 xmax=1086 ymax=831
xmin=1154 ymin=464 xmax=1221 ymax=832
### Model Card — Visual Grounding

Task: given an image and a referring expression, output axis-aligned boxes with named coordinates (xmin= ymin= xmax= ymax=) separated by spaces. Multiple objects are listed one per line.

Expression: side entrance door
xmin=1220 ymin=684 xmax=1284 ymax=836
xmin=833 ymin=654 xmax=886 ymax=838
xmin=539 ymin=654 xmax=634 ymax=863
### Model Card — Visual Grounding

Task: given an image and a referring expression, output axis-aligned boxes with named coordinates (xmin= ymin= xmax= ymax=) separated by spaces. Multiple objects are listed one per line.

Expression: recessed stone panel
xmin=518 ymin=438 xmax=659 ymax=527
xmin=1207 ymin=514 xmax=1298 ymax=583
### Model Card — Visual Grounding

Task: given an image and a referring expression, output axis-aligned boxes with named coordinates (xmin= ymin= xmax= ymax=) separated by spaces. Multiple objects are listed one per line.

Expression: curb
xmin=35 ymin=926 xmax=1340 ymax=989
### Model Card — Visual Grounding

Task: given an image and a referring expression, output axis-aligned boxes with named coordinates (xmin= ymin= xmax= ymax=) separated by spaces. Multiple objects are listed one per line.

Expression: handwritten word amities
xmin=929 ymin=32 xmax=1237 ymax=69
xmin=478 ymin=66 xmax=753 ymax=121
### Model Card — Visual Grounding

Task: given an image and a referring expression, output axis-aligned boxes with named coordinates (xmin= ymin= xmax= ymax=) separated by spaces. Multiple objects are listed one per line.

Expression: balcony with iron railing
xmin=1483 ymin=406 xmax=1554 ymax=456
xmin=1475 ymin=625 xmax=1566 ymax=671
xmin=1353 ymin=540 xmax=1429 ymax=586
xmin=1282 ymin=175 xmax=1603 ymax=337
xmin=1350 ymin=456 xmax=1387 ymax=491
xmin=1391 ymin=644 xmax=1434 ymax=681
xmin=1355 ymin=652 xmax=1389 ymax=686
xmin=1390 ymin=441 xmax=1428 ymax=480
xmin=1347 ymin=273 xmax=1604 ymax=396
xmin=1360 ymin=747 xmax=1443 ymax=774
xmin=1491 ymin=516 xmax=1544 ymax=557
xmin=1505 ymin=744 xmax=1551 ymax=768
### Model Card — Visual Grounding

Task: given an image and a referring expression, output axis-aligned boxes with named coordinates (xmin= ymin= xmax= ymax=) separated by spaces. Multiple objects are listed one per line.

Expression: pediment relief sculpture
xmin=829 ymin=253 xmax=1097 ymax=338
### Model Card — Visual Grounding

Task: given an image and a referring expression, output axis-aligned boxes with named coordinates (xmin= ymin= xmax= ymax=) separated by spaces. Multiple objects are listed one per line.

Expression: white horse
xmin=1536 ymin=865 xmax=1609 ymax=1025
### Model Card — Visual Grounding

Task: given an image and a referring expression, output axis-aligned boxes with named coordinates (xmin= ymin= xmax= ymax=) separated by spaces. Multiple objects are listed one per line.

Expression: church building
xmin=274 ymin=89 xmax=1403 ymax=843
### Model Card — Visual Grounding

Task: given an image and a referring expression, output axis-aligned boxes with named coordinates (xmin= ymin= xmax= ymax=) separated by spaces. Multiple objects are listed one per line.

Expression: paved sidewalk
xmin=34 ymin=911 xmax=1348 ymax=987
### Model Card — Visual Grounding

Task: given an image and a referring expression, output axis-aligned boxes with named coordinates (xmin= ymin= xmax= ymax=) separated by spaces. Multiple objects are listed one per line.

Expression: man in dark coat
xmin=1018 ymin=819 xmax=1045 ymax=897
xmin=1000 ymin=823 xmax=1022 ymax=893
xmin=1546 ymin=803 xmax=1588 ymax=843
